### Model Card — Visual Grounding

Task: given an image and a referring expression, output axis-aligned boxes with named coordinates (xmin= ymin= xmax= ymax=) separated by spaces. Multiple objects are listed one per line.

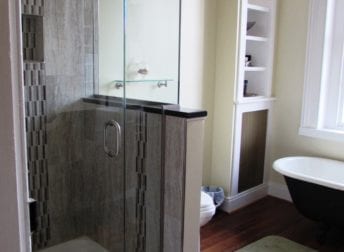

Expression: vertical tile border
xmin=22 ymin=0 xmax=49 ymax=249
xmin=135 ymin=112 xmax=147 ymax=251
xmin=22 ymin=0 xmax=44 ymax=16
xmin=23 ymin=62 xmax=50 ymax=250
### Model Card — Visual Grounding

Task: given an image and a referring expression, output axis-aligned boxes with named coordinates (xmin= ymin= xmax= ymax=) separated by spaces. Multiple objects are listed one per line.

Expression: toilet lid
xmin=201 ymin=191 xmax=215 ymax=210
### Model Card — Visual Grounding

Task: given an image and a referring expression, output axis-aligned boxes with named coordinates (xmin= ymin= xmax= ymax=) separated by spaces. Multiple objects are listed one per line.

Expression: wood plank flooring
xmin=201 ymin=196 xmax=344 ymax=252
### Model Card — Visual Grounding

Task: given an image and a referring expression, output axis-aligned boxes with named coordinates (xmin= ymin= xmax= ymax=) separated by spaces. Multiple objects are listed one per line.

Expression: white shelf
xmin=235 ymin=96 xmax=276 ymax=105
xmin=246 ymin=35 xmax=268 ymax=42
xmin=247 ymin=3 xmax=270 ymax=13
xmin=244 ymin=66 xmax=266 ymax=72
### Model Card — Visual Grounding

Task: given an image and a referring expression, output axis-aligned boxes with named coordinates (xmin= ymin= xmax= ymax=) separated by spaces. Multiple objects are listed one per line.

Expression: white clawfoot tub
xmin=273 ymin=156 xmax=344 ymax=227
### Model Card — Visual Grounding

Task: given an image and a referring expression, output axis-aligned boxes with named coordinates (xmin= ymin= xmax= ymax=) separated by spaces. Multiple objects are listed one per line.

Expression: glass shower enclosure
xmin=22 ymin=0 xmax=180 ymax=251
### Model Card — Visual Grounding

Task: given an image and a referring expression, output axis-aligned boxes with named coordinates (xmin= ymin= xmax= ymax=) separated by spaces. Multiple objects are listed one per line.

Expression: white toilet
xmin=200 ymin=191 xmax=216 ymax=227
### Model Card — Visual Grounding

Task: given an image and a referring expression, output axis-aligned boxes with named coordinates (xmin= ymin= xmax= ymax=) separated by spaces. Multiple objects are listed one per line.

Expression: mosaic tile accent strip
xmin=22 ymin=0 xmax=44 ymax=16
xmin=135 ymin=112 xmax=148 ymax=251
xmin=24 ymin=62 xmax=50 ymax=250
xmin=22 ymin=15 xmax=44 ymax=61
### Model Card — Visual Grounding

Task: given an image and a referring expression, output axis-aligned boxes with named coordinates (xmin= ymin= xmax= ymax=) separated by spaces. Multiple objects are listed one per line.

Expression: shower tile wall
xmin=163 ymin=116 xmax=186 ymax=252
xmin=43 ymin=0 xmax=97 ymax=248
xmin=21 ymin=0 xmax=98 ymax=249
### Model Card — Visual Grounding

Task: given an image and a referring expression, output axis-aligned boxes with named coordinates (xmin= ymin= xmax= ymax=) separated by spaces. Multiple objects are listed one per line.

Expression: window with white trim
xmin=300 ymin=0 xmax=344 ymax=141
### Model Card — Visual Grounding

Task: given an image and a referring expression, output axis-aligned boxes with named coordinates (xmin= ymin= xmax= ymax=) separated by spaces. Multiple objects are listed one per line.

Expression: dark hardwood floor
xmin=201 ymin=196 xmax=344 ymax=252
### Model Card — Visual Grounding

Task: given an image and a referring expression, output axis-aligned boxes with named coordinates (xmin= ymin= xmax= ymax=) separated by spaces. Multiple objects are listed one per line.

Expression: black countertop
xmin=83 ymin=95 xmax=207 ymax=119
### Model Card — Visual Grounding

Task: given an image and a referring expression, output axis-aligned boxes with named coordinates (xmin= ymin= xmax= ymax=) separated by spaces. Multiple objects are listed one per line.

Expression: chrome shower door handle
xmin=103 ymin=120 xmax=121 ymax=158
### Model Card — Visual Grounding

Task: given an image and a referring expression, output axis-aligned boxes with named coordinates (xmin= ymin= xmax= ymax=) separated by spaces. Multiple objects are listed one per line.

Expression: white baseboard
xmin=220 ymin=184 xmax=268 ymax=214
xmin=267 ymin=182 xmax=292 ymax=202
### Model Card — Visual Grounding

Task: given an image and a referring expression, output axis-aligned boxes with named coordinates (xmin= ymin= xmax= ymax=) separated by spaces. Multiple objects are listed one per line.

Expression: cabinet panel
xmin=238 ymin=110 xmax=268 ymax=193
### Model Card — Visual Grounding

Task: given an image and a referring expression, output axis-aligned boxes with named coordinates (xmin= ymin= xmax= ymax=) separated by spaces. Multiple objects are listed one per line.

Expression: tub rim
xmin=273 ymin=156 xmax=344 ymax=191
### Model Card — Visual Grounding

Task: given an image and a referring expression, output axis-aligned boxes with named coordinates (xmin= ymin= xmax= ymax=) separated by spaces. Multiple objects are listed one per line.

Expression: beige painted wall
xmin=179 ymin=0 xmax=239 ymax=191
xmin=179 ymin=0 xmax=217 ymax=185
xmin=269 ymin=0 xmax=344 ymax=185
xmin=209 ymin=0 xmax=239 ymax=194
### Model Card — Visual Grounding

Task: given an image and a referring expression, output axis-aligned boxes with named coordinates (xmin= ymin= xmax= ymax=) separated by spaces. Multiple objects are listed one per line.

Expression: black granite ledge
xmin=83 ymin=95 xmax=207 ymax=119
xmin=163 ymin=105 xmax=208 ymax=118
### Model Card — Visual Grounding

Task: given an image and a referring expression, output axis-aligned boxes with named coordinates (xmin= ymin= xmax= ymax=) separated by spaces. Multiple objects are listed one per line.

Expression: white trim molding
xmin=300 ymin=0 xmax=344 ymax=142
xmin=220 ymin=182 xmax=292 ymax=214
xmin=301 ymin=0 xmax=328 ymax=129
xmin=299 ymin=127 xmax=344 ymax=142
xmin=220 ymin=184 xmax=268 ymax=213
xmin=0 ymin=0 xmax=31 ymax=251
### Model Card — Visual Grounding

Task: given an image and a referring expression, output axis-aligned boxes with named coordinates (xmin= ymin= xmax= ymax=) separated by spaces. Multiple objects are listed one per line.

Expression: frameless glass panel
xmin=97 ymin=0 xmax=181 ymax=104
xmin=97 ymin=0 xmax=125 ymax=96
xmin=124 ymin=0 xmax=180 ymax=104
xmin=123 ymin=0 xmax=174 ymax=249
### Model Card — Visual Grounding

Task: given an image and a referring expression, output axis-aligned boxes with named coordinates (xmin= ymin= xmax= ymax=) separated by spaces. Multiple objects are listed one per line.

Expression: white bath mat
xmin=235 ymin=235 xmax=317 ymax=252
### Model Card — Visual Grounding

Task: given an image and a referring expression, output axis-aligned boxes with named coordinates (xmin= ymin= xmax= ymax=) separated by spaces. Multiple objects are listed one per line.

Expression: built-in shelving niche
xmin=247 ymin=7 xmax=270 ymax=38
xmin=239 ymin=0 xmax=275 ymax=100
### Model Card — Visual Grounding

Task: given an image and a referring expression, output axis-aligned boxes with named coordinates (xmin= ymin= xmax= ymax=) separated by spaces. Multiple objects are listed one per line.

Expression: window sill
xmin=299 ymin=127 xmax=344 ymax=142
